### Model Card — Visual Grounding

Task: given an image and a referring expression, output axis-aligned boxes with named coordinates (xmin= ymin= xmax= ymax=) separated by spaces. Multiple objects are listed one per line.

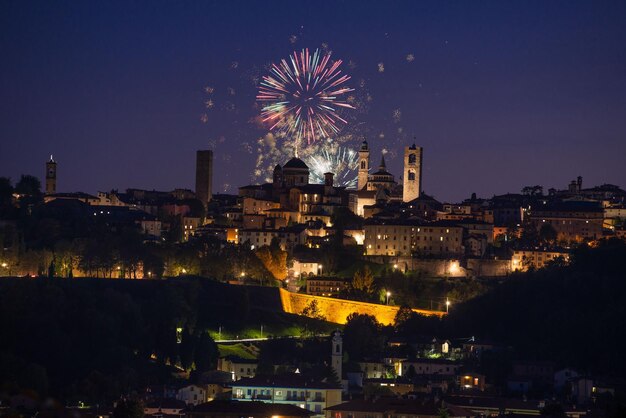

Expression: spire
xmin=379 ymin=154 xmax=386 ymax=170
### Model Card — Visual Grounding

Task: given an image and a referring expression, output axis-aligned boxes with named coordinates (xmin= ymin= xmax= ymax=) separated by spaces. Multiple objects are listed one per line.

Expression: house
xmin=458 ymin=372 xmax=485 ymax=392
xmin=363 ymin=219 xmax=464 ymax=257
xmin=187 ymin=400 xmax=313 ymax=418
xmin=218 ymin=356 xmax=258 ymax=381
xmin=357 ymin=361 xmax=387 ymax=379
xmin=399 ymin=359 xmax=460 ymax=376
xmin=230 ymin=374 xmax=342 ymax=417
xmin=325 ymin=399 xmax=472 ymax=418
xmin=306 ymin=277 xmax=350 ymax=297
xmin=445 ymin=395 xmax=586 ymax=418
xmin=529 ymin=201 xmax=604 ymax=243
xmin=362 ymin=378 xmax=415 ymax=396
xmin=177 ymin=385 xmax=208 ymax=406
xmin=511 ymin=248 xmax=570 ymax=271
xmin=144 ymin=398 xmax=186 ymax=417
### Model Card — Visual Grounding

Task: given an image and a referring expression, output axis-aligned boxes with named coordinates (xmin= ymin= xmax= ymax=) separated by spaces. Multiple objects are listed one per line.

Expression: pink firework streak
xmin=257 ymin=48 xmax=355 ymax=145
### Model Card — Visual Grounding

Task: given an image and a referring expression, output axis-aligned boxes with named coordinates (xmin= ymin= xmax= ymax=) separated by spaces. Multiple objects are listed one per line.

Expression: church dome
xmin=283 ymin=157 xmax=309 ymax=170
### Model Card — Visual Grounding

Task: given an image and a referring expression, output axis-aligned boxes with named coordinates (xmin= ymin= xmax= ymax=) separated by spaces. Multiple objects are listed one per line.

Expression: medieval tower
xmin=45 ymin=155 xmax=57 ymax=195
xmin=357 ymin=140 xmax=370 ymax=190
xmin=195 ymin=150 xmax=213 ymax=208
xmin=331 ymin=331 xmax=343 ymax=381
xmin=402 ymin=144 xmax=423 ymax=202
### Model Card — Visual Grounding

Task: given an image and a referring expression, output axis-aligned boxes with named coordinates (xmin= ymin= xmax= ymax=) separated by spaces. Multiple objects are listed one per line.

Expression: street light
xmin=446 ymin=298 xmax=451 ymax=314
xmin=386 ymin=291 xmax=391 ymax=305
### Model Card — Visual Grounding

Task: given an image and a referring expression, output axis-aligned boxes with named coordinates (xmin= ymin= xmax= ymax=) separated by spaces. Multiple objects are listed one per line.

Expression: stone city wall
xmin=279 ymin=288 xmax=444 ymax=325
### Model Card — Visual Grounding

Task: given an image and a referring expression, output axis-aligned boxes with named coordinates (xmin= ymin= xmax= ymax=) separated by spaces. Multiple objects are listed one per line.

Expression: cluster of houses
xmin=23 ymin=148 xmax=625 ymax=282
xmin=128 ymin=333 xmax=614 ymax=418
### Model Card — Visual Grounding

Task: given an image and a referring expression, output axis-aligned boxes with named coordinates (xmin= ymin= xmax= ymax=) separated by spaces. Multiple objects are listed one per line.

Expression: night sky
xmin=2 ymin=1 xmax=625 ymax=202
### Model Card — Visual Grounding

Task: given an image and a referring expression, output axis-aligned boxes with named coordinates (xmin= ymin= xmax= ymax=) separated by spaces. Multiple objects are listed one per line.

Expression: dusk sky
xmin=2 ymin=0 xmax=625 ymax=202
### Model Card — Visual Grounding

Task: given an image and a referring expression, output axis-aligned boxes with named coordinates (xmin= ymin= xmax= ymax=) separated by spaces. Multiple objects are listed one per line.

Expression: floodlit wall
xmin=279 ymin=288 xmax=444 ymax=325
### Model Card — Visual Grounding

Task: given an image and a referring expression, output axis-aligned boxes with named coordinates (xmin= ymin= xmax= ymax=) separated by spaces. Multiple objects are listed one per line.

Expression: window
xmin=408 ymin=154 xmax=416 ymax=164
xmin=408 ymin=171 xmax=415 ymax=181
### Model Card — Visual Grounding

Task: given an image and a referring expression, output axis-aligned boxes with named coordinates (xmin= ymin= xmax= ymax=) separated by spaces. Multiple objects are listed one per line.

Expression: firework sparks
xmin=377 ymin=62 xmax=385 ymax=73
xmin=306 ymin=145 xmax=359 ymax=188
xmin=256 ymin=48 xmax=355 ymax=146
xmin=406 ymin=54 xmax=415 ymax=62
xmin=392 ymin=108 xmax=402 ymax=123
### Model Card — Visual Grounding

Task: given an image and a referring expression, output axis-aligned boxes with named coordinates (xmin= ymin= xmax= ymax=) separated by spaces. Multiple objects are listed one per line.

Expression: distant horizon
xmin=7 ymin=147 xmax=623 ymax=204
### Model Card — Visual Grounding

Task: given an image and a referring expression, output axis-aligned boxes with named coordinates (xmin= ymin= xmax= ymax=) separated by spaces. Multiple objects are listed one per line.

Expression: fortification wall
xmin=466 ymin=259 xmax=511 ymax=277
xmin=279 ymin=288 xmax=444 ymax=325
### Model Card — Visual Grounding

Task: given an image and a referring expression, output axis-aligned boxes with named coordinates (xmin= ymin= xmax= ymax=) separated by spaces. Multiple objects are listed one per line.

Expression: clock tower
xmin=46 ymin=155 xmax=57 ymax=195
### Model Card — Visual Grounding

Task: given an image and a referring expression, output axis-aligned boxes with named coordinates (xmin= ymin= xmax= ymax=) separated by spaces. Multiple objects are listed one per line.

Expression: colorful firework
xmin=256 ymin=48 xmax=355 ymax=147
xmin=306 ymin=145 xmax=359 ymax=188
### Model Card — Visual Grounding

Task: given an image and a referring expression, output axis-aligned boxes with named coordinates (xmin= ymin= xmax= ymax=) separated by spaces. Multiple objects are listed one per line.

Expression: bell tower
xmin=357 ymin=140 xmax=370 ymax=190
xmin=45 ymin=155 xmax=57 ymax=195
xmin=331 ymin=331 xmax=343 ymax=382
xmin=403 ymin=143 xmax=422 ymax=202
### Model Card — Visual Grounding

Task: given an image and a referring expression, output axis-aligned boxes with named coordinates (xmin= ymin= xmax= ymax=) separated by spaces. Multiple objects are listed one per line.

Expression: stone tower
xmin=195 ymin=150 xmax=213 ymax=209
xmin=357 ymin=140 xmax=370 ymax=190
xmin=403 ymin=144 xmax=423 ymax=202
xmin=45 ymin=155 xmax=57 ymax=195
xmin=331 ymin=331 xmax=343 ymax=381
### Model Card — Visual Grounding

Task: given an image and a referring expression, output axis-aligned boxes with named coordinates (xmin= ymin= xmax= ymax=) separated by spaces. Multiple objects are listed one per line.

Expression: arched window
xmin=335 ymin=344 xmax=340 ymax=353
xmin=408 ymin=171 xmax=415 ymax=181
xmin=360 ymin=160 xmax=366 ymax=169
xmin=408 ymin=154 xmax=416 ymax=164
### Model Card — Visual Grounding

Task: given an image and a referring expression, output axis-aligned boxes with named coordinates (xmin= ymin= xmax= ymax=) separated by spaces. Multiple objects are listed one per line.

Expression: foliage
xmin=113 ymin=398 xmax=144 ymax=418
xmin=301 ymin=300 xmax=326 ymax=321
xmin=351 ymin=266 xmax=375 ymax=295
xmin=445 ymin=239 xmax=626 ymax=376
xmin=255 ymin=245 xmax=288 ymax=281
xmin=343 ymin=313 xmax=384 ymax=361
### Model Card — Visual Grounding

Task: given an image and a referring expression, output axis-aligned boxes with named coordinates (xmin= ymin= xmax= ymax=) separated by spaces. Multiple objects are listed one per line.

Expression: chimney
xmin=324 ymin=172 xmax=334 ymax=187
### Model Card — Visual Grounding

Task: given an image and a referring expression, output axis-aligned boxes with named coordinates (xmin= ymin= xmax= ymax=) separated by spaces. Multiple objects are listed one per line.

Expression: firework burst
xmin=306 ymin=145 xmax=359 ymax=188
xmin=257 ymin=48 xmax=355 ymax=147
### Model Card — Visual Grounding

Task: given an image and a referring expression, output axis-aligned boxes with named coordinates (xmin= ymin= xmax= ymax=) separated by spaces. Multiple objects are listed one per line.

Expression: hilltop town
xmin=1 ymin=144 xmax=626 ymax=418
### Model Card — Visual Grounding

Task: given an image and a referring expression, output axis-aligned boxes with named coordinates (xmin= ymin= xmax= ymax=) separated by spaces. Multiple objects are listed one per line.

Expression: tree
xmin=539 ymin=223 xmax=558 ymax=244
xmin=301 ymin=300 xmax=326 ymax=321
xmin=113 ymin=398 xmax=144 ymax=418
xmin=343 ymin=313 xmax=384 ymax=361
xmin=15 ymin=175 xmax=42 ymax=197
xmin=194 ymin=331 xmax=218 ymax=373
xmin=521 ymin=185 xmax=543 ymax=197
xmin=179 ymin=327 xmax=195 ymax=371
xmin=352 ymin=266 xmax=375 ymax=295
xmin=255 ymin=245 xmax=287 ymax=281
xmin=394 ymin=305 xmax=415 ymax=329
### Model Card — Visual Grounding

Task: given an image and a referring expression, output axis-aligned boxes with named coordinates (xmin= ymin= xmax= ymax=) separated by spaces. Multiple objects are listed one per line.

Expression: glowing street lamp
xmin=386 ymin=291 xmax=391 ymax=305
xmin=446 ymin=298 xmax=451 ymax=314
